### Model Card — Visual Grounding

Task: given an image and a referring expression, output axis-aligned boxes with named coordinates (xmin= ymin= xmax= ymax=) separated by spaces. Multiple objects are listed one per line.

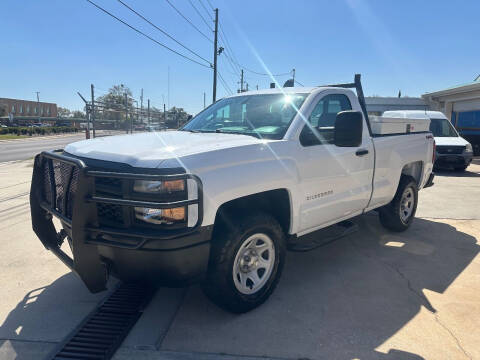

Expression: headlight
xmin=134 ymin=206 xmax=185 ymax=224
xmin=133 ymin=179 xmax=185 ymax=193
xmin=133 ymin=178 xmax=199 ymax=227
xmin=465 ymin=143 xmax=473 ymax=153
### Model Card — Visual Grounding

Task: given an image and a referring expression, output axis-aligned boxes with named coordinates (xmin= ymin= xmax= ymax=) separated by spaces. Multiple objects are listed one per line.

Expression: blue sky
xmin=2 ymin=0 xmax=479 ymax=114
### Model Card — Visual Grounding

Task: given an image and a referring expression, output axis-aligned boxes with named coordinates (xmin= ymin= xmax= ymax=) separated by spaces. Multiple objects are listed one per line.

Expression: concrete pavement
xmin=0 ymin=160 xmax=479 ymax=360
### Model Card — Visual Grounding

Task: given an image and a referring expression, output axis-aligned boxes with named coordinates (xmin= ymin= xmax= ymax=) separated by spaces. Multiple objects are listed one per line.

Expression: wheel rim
xmin=233 ymin=233 xmax=275 ymax=295
xmin=400 ymin=187 xmax=415 ymax=224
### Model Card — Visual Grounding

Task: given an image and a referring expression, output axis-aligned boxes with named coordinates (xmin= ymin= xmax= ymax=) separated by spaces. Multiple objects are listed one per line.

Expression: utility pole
xmin=246 ymin=83 xmax=249 ymax=91
xmin=140 ymin=88 xmax=144 ymax=123
xmin=90 ymin=84 xmax=96 ymax=138
xmin=164 ymin=103 xmax=166 ymax=127
xmin=125 ymin=93 xmax=129 ymax=134
xmin=35 ymin=91 xmax=40 ymax=125
xmin=77 ymin=91 xmax=90 ymax=139
xmin=147 ymin=99 xmax=150 ymax=126
xmin=292 ymin=68 xmax=295 ymax=85
xmin=203 ymin=92 xmax=206 ymax=109
xmin=240 ymin=70 xmax=244 ymax=92
xmin=256 ymin=85 xmax=258 ymax=90
xmin=167 ymin=67 xmax=170 ymax=110
xmin=212 ymin=8 xmax=219 ymax=102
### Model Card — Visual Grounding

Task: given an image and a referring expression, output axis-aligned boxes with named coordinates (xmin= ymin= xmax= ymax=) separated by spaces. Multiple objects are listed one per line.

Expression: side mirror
xmin=334 ymin=111 xmax=363 ymax=147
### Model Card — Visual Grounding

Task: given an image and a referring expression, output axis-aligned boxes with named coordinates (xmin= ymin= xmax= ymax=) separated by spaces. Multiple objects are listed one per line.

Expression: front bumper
xmin=30 ymin=150 xmax=211 ymax=293
xmin=434 ymin=153 xmax=473 ymax=169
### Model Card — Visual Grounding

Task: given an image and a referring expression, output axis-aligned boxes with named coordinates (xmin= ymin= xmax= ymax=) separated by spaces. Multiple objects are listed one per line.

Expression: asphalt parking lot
xmin=1 ymin=159 xmax=479 ymax=360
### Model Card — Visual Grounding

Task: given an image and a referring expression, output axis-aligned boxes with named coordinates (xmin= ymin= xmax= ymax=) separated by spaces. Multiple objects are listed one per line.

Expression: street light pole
xmin=36 ymin=91 xmax=40 ymax=125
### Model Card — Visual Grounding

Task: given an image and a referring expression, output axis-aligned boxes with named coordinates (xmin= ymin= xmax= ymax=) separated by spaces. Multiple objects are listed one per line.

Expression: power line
xmin=218 ymin=71 xmax=233 ymax=95
xmin=294 ymin=79 xmax=305 ymax=86
xmin=117 ymin=0 xmax=211 ymax=65
xmin=216 ymin=18 xmax=290 ymax=77
xmin=206 ymin=0 xmax=215 ymax=11
xmin=188 ymin=0 xmax=213 ymax=32
xmin=164 ymin=0 xmax=212 ymax=43
xmin=223 ymin=52 xmax=292 ymax=76
xmin=197 ymin=0 xmax=214 ymax=21
xmin=217 ymin=21 xmax=241 ymax=74
xmin=85 ymin=0 xmax=211 ymax=68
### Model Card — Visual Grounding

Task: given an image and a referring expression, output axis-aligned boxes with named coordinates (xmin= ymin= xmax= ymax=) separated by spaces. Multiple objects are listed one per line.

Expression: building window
xmin=26 ymin=105 xmax=30 ymax=114
xmin=46 ymin=107 xmax=50 ymax=115
xmin=11 ymin=105 xmax=15 ymax=113
xmin=20 ymin=105 xmax=23 ymax=113
xmin=34 ymin=107 xmax=37 ymax=114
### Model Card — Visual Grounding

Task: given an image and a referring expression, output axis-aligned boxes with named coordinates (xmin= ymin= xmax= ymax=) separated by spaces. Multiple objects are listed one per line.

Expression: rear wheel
xmin=202 ymin=212 xmax=286 ymax=313
xmin=379 ymin=176 xmax=418 ymax=232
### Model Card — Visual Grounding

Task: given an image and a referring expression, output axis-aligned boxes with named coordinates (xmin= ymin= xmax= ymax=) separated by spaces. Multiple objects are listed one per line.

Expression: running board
xmin=288 ymin=220 xmax=358 ymax=252
xmin=47 ymin=282 xmax=155 ymax=360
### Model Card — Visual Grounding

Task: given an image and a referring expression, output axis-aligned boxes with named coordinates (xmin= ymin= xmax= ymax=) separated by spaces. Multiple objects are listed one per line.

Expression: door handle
xmin=355 ymin=149 xmax=369 ymax=156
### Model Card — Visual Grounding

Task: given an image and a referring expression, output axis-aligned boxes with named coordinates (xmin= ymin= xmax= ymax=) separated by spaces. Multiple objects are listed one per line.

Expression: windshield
xmin=429 ymin=118 xmax=458 ymax=137
xmin=182 ymin=93 xmax=308 ymax=139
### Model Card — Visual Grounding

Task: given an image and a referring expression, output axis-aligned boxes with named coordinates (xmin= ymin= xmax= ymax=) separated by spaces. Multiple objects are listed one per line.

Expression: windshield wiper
xmin=182 ymin=129 xmax=213 ymax=133
xmin=215 ymin=129 xmax=261 ymax=138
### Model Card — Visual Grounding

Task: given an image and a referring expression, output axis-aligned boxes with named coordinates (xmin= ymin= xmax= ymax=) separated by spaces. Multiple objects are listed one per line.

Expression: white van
xmin=383 ymin=110 xmax=474 ymax=171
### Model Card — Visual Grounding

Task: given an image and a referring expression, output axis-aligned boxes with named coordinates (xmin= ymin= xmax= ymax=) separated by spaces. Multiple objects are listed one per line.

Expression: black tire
xmin=454 ymin=166 xmax=468 ymax=172
xmin=202 ymin=212 xmax=286 ymax=313
xmin=379 ymin=176 xmax=418 ymax=232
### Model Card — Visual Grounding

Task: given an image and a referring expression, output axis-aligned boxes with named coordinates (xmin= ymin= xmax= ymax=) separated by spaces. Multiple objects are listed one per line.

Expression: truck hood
xmin=64 ymin=131 xmax=263 ymax=168
xmin=434 ymin=136 xmax=470 ymax=147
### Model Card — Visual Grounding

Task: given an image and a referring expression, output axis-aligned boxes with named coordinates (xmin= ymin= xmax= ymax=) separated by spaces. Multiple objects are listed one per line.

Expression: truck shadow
xmin=1 ymin=216 xmax=478 ymax=360
xmin=435 ymin=169 xmax=480 ymax=177
xmin=160 ymin=215 xmax=479 ymax=360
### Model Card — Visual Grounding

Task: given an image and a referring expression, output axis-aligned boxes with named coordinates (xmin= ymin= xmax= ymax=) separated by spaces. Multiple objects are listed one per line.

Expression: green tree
xmin=72 ymin=110 xmax=86 ymax=119
xmin=96 ymin=85 xmax=135 ymax=121
xmin=58 ymin=107 xmax=71 ymax=118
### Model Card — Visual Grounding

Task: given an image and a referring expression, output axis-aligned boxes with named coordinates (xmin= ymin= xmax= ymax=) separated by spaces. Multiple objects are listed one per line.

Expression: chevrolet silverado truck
xmin=30 ymin=75 xmax=435 ymax=313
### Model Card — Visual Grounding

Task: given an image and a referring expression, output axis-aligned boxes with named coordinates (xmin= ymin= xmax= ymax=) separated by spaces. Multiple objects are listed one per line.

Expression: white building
xmin=422 ymin=77 xmax=480 ymax=153
xmin=365 ymin=97 xmax=429 ymax=116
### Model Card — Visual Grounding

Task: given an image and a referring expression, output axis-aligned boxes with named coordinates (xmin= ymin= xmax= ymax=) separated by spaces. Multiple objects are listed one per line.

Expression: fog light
xmin=134 ymin=206 xmax=185 ymax=224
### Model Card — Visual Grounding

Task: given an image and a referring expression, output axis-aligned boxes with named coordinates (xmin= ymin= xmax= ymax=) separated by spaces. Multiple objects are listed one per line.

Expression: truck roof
xmin=383 ymin=110 xmax=447 ymax=120
xmin=225 ymin=86 xmax=338 ymax=98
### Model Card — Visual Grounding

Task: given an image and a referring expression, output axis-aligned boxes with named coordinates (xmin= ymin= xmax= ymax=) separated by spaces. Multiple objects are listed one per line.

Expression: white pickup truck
xmin=30 ymin=75 xmax=435 ymax=313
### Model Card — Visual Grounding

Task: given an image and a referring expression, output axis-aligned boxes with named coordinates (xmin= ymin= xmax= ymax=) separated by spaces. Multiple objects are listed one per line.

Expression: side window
xmin=300 ymin=94 xmax=352 ymax=146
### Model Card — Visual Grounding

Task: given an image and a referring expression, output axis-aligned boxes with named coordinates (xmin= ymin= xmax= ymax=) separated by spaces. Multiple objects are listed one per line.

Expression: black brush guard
xmin=30 ymin=150 xmax=203 ymax=293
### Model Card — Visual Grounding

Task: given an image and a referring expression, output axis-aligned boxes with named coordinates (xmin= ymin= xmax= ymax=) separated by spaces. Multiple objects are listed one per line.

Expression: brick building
xmin=0 ymin=97 xmax=58 ymax=121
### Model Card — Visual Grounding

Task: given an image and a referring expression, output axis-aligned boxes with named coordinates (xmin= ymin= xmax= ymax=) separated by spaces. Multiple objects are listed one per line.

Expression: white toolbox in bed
xmin=370 ymin=114 xmax=430 ymax=135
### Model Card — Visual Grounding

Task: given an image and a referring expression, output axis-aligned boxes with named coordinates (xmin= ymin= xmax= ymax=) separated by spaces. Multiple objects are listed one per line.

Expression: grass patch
xmin=0 ymin=134 xmax=28 ymax=140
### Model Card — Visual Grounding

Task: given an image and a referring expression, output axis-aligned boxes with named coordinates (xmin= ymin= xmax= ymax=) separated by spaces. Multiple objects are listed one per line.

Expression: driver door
xmin=296 ymin=92 xmax=374 ymax=234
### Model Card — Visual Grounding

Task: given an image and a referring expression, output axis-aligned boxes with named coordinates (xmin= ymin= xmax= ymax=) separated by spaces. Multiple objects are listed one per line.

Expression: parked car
xmin=30 ymin=75 xmax=435 ymax=313
xmin=383 ymin=110 xmax=474 ymax=171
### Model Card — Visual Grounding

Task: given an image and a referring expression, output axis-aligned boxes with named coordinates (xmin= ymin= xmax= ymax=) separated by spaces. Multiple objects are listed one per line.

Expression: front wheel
xmin=202 ymin=212 xmax=286 ymax=313
xmin=379 ymin=176 xmax=418 ymax=232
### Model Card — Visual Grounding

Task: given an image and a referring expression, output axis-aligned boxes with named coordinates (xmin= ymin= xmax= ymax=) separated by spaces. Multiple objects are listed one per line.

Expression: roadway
xmin=0 ymin=134 xmax=86 ymax=163
xmin=0 ymin=130 xmax=128 ymax=163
